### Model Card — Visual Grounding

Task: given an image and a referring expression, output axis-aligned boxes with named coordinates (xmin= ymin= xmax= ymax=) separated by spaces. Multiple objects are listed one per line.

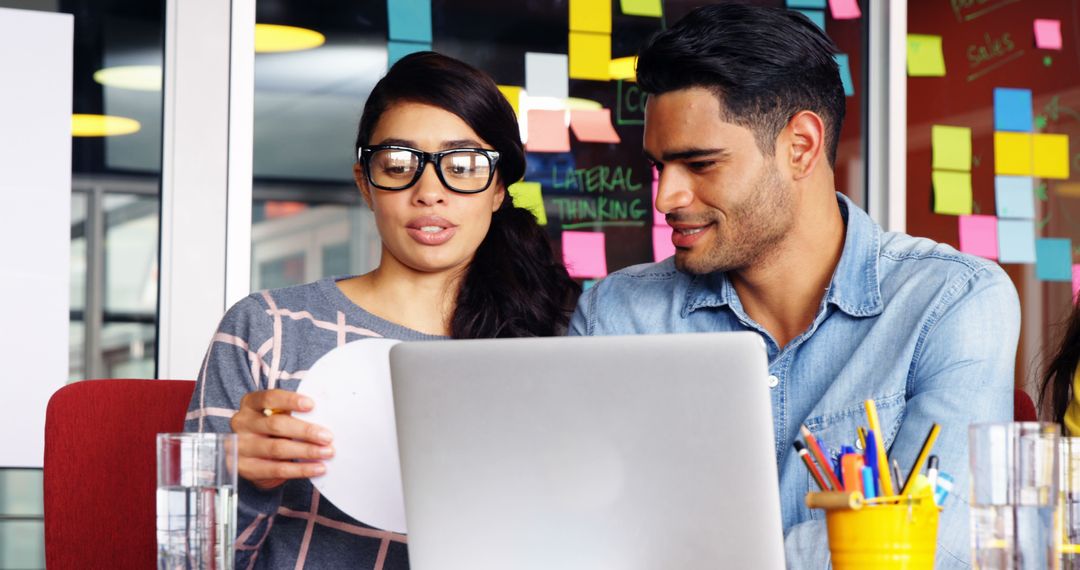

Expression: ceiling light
xmin=93 ymin=65 xmax=162 ymax=91
xmin=255 ymin=24 xmax=325 ymax=53
xmin=72 ymin=114 xmax=141 ymax=137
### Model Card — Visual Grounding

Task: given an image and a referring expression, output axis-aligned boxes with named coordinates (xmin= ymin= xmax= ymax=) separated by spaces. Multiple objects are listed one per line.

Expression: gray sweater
xmin=184 ymin=277 xmax=440 ymax=569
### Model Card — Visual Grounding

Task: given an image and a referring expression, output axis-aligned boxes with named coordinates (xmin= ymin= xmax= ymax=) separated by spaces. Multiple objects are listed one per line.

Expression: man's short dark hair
xmin=636 ymin=4 xmax=846 ymax=166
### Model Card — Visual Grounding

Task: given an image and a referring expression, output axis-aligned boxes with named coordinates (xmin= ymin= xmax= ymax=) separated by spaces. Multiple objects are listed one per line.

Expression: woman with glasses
xmin=184 ymin=52 xmax=579 ymax=569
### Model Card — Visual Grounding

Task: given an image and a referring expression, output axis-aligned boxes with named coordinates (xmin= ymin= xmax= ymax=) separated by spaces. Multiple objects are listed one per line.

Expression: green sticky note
xmin=931 ymin=125 xmax=971 ymax=171
xmin=932 ymin=170 xmax=973 ymax=216
xmin=509 ymin=181 xmax=547 ymax=225
xmin=907 ymin=34 xmax=946 ymax=77
xmin=619 ymin=0 xmax=662 ymax=17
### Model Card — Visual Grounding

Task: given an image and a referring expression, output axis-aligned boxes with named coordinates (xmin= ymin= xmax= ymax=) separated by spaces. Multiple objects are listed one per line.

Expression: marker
xmin=864 ymin=400 xmax=894 ymax=496
xmin=841 ymin=453 xmax=864 ymax=494
xmin=934 ymin=472 xmax=954 ymax=506
xmin=900 ymin=424 xmax=941 ymax=496
xmin=927 ymin=456 xmax=940 ymax=491
xmin=801 ymin=426 xmax=843 ymax=491
xmin=861 ymin=465 xmax=877 ymax=499
xmin=864 ymin=430 xmax=880 ymax=496
xmin=794 ymin=440 xmax=829 ymax=491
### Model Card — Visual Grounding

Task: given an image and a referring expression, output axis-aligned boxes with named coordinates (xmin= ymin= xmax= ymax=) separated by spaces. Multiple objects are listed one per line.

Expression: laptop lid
xmin=389 ymin=332 xmax=785 ymax=570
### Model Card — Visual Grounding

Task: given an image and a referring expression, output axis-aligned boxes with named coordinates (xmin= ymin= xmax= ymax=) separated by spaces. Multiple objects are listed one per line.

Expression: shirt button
xmin=768 ymin=375 xmax=779 ymax=388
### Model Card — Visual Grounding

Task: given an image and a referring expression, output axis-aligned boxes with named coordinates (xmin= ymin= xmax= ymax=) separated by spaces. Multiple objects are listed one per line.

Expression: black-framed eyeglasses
xmin=358 ymin=145 xmax=501 ymax=194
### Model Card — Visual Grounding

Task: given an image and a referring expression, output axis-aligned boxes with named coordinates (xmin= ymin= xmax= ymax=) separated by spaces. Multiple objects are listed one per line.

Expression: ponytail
xmin=451 ymin=196 xmax=580 ymax=338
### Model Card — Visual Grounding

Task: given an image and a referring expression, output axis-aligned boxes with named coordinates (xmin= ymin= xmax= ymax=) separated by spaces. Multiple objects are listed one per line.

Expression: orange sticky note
xmin=569 ymin=109 xmax=621 ymax=143
xmin=994 ymin=132 xmax=1033 ymax=175
xmin=526 ymin=110 xmax=570 ymax=153
xmin=562 ymin=231 xmax=608 ymax=278
xmin=1033 ymin=133 xmax=1070 ymax=179
xmin=569 ymin=31 xmax=611 ymax=81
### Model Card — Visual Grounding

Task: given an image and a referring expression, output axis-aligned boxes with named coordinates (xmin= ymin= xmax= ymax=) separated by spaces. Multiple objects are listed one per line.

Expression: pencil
xmin=794 ymin=440 xmax=829 ymax=491
xmin=801 ymin=426 xmax=843 ymax=491
xmin=864 ymin=400 xmax=894 ymax=496
xmin=900 ymin=424 xmax=941 ymax=496
xmin=857 ymin=426 xmax=867 ymax=451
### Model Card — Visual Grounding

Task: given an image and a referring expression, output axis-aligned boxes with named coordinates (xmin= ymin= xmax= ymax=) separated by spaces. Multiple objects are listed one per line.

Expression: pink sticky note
xmin=1034 ymin=19 xmax=1063 ymax=50
xmin=569 ymin=109 xmax=621 ymax=143
xmin=653 ymin=225 xmax=675 ymax=262
xmin=1071 ymin=264 xmax=1080 ymax=304
xmin=829 ymin=0 xmax=861 ymax=20
xmin=562 ymin=231 xmax=608 ymax=278
xmin=526 ymin=110 xmax=571 ymax=152
xmin=651 ymin=166 xmax=667 ymax=226
xmin=958 ymin=215 xmax=999 ymax=260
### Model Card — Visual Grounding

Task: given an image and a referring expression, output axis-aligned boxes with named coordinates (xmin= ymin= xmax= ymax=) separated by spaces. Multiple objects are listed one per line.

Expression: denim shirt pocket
xmin=800 ymin=392 xmax=906 ymax=521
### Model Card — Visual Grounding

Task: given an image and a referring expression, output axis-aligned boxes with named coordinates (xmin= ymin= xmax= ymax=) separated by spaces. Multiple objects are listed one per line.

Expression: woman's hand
xmin=230 ymin=389 xmax=335 ymax=491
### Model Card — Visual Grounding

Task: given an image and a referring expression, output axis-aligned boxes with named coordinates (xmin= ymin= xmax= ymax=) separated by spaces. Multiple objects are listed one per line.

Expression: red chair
xmin=44 ymin=379 xmax=195 ymax=569
xmin=1015 ymin=388 xmax=1038 ymax=422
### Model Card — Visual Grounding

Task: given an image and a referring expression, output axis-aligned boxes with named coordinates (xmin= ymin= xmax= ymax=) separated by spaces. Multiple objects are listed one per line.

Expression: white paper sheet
xmin=294 ymin=338 xmax=407 ymax=533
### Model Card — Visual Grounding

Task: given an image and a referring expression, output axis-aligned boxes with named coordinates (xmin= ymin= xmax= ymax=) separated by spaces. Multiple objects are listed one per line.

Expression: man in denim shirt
xmin=569 ymin=4 xmax=1019 ymax=568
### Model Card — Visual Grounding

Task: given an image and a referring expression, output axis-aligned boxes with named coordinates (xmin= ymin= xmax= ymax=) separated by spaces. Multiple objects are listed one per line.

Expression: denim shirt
xmin=569 ymin=194 xmax=1019 ymax=568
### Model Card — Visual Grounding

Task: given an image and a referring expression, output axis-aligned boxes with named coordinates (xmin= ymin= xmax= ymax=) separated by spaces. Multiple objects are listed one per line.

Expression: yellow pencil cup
xmin=824 ymin=500 xmax=939 ymax=570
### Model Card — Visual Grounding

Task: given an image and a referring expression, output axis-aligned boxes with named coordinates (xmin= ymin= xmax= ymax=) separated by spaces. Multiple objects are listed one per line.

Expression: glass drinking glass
xmin=156 ymin=432 xmax=238 ymax=570
xmin=970 ymin=422 xmax=1060 ymax=570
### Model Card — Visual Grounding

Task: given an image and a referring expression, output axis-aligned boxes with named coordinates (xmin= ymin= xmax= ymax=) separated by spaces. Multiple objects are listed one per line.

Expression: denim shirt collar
xmin=682 ymin=192 xmax=883 ymax=319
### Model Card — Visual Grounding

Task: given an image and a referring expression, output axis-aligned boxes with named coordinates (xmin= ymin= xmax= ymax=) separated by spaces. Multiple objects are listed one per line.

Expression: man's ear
xmin=354 ymin=162 xmax=374 ymax=209
xmin=783 ymin=110 xmax=826 ymax=181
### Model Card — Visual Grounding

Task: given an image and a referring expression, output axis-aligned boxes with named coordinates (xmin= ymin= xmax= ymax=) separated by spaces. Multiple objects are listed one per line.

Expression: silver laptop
xmin=389 ymin=332 xmax=785 ymax=570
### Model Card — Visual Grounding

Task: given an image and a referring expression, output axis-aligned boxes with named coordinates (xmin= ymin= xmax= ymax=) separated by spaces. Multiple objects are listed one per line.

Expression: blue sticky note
xmin=786 ymin=0 xmax=826 ymax=8
xmin=583 ymin=279 xmax=597 ymax=291
xmin=835 ymin=54 xmax=854 ymax=97
xmin=995 ymin=176 xmax=1035 ymax=219
xmin=796 ymin=9 xmax=826 ymax=30
xmin=388 ymin=0 xmax=432 ymax=43
xmin=993 ymin=88 xmax=1033 ymax=132
xmin=1036 ymin=238 xmax=1073 ymax=281
xmin=388 ymin=40 xmax=430 ymax=67
xmin=998 ymin=219 xmax=1036 ymax=263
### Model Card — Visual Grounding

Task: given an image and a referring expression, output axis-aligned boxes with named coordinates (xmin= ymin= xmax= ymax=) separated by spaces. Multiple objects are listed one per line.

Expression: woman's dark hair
xmin=1040 ymin=302 xmax=1080 ymax=424
xmin=355 ymin=51 xmax=580 ymax=338
xmin=636 ymin=3 xmax=846 ymax=166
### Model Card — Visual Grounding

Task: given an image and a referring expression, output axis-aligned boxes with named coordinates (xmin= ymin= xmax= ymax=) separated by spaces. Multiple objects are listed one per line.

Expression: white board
xmin=0 ymin=7 xmax=74 ymax=467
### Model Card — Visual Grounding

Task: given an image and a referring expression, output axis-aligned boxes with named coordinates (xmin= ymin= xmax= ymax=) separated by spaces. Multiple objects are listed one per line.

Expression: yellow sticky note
xmin=931 ymin=125 xmax=971 ymax=171
xmin=570 ymin=0 xmax=611 ymax=34
xmin=907 ymin=34 xmax=946 ymax=77
xmin=496 ymin=85 xmax=522 ymax=117
xmin=508 ymin=181 xmax=547 ymax=226
xmin=995 ymin=132 xmax=1033 ymax=175
xmin=932 ymin=170 xmax=973 ymax=215
xmin=1033 ymin=133 xmax=1070 ymax=179
xmin=569 ymin=31 xmax=611 ymax=81
xmin=620 ymin=0 xmax=662 ymax=17
xmin=609 ymin=56 xmax=637 ymax=81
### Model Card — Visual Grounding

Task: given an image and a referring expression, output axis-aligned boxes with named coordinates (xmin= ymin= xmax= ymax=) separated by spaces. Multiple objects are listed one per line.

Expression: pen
xmin=900 ymin=424 xmax=941 ymax=496
xmin=864 ymin=400 xmax=894 ymax=496
xmin=794 ymin=440 xmax=829 ymax=491
xmin=801 ymin=426 xmax=843 ymax=491
xmin=861 ymin=465 xmax=877 ymax=499
xmin=891 ymin=459 xmax=903 ymax=495
xmin=926 ymin=455 xmax=940 ymax=491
